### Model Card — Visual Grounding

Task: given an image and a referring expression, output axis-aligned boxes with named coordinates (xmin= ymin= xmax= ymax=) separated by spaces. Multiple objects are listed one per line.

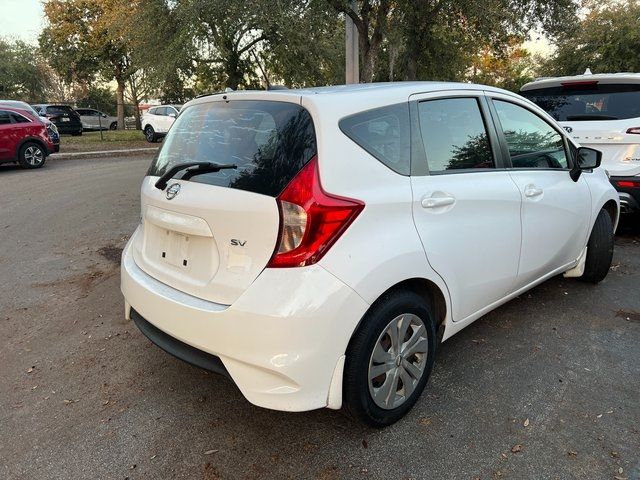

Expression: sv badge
xmin=230 ymin=239 xmax=247 ymax=247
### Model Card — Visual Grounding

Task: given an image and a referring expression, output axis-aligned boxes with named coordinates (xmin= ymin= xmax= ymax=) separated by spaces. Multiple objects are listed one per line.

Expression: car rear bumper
xmin=610 ymin=176 xmax=640 ymax=213
xmin=120 ymin=235 xmax=369 ymax=412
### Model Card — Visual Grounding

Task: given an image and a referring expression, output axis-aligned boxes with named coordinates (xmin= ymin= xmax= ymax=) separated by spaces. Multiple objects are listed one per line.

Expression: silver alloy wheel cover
xmin=24 ymin=146 xmax=44 ymax=166
xmin=368 ymin=313 xmax=428 ymax=410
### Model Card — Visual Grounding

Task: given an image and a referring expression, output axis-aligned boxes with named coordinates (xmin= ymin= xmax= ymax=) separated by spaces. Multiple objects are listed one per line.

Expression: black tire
xmin=17 ymin=142 xmax=46 ymax=169
xmin=109 ymin=122 xmax=118 ymax=131
xmin=343 ymin=290 xmax=437 ymax=427
xmin=144 ymin=125 xmax=157 ymax=143
xmin=580 ymin=209 xmax=614 ymax=283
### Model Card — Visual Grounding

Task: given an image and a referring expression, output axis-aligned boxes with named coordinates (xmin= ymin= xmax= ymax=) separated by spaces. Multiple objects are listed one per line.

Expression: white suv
xmin=521 ymin=73 xmax=640 ymax=215
xmin=141 ymin=105 xmax=182 ymax=143
xmin=121 ymin=83 xmax=618 ymax=426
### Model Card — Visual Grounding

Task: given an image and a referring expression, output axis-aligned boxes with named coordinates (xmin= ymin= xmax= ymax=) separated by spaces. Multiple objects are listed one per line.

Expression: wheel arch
xmin=348 ymin=277 xmax=449 ymax=348
xmin=601 ymin=199 xmax=619 ymax=232
xmin=17 ymin=137 xmax=49 ymax=158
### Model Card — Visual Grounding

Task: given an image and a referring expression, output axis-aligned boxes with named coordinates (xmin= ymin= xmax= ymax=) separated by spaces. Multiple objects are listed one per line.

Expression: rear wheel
xmin=343 ymin=290 xmax=436 ymax=427
xmin=18 ymin=142 xmax=46 ymax=169
xmin=109 ymin=122 xmax=118 ymax=130
xmin=144 ymin=125 xmax=157 ymax=143
xmin=580 ymin=209 xmax=614 ymax=283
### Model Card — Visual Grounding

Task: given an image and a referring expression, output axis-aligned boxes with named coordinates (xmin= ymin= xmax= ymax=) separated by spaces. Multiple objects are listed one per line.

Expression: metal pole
xmin=345 ymin=1 xmax=359 ymax=84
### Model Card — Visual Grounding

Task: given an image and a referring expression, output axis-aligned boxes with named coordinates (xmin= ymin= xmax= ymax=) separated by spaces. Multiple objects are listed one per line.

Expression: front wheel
xmin=343 ymin=290 xmax=437 ymax=427
xmin=580 ymin=209 xmax=614 ymax=283
xmin=18 ymin=142 xmax=46 ymax=169
xmin=109 ymin=122 xmax=118 ymax=130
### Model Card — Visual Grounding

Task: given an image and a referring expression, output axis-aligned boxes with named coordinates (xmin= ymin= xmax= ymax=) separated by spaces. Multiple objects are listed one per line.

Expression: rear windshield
xmin=522 ymin=83 xmax=640 ymax=121
xmin=148 ymin=100 xmax=317 ymax=197
xmin=47 ymin=105 xmax=76 ymax=115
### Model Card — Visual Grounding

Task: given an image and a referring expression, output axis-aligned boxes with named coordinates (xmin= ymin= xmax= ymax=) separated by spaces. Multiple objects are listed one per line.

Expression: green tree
xmin=0 ymin=39 xmax=51 ymax=101
xmin=40 ymin=0 xmax=142 ymax=129
xmin=469 ymin=38 xmax=538 ymax=92
xmin=545 ymin=0 xmax=640 ymax=75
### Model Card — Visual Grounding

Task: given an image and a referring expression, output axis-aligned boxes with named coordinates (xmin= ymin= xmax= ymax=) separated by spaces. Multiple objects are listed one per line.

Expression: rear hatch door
xmin=132 ymin=95 xmax=317 ymax=305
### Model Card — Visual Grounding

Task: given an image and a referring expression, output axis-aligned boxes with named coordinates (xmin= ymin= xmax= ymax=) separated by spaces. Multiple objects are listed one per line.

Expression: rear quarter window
xmin=148 ymin=100 xmax=317 ymax=197
xmin=339 ymin=103 xmax=411 ymax=175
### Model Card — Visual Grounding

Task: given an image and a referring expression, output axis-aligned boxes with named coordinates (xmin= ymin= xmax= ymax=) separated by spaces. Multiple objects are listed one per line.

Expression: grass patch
xmin=64 ymin=130 xmax=145 ymax=144
xmin=59 ymin=130 xmax=157 ymax=153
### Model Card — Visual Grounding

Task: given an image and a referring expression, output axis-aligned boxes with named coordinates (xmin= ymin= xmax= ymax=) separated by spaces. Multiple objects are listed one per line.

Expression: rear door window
xmin=339 ymin=103 xmax=410 ymax=175
xmin=10 ymin=112 xmax=30 ymax=123
xmin=418 ymin=97 xmax=495 ymax=172
xmin=149 ymin=100 xmax=317 ymax=197
xmin=522 ymin=83 xmax=640 ymax=121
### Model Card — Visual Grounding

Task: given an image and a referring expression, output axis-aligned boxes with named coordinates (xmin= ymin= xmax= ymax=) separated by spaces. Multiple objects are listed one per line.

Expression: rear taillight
xmin=626 ymin=127 xmax=640 ymax=135
xmin=267 ymin=156 xmax=364 ymax=268
xmin=617 ymin=180 xmax=640 ymax=188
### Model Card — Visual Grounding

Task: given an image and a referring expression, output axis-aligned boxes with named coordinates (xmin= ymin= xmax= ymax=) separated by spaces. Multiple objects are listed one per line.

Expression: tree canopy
xmin=544 ymin=0 xmax=640 ymax=75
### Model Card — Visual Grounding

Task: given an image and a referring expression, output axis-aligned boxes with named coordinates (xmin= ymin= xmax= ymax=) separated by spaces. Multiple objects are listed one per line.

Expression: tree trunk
xmin=116 ymin=78 xmax=126 ymax=131
xmin=359 ymin=39 xmax=375 ymax=83
xmin=404 ymin=19 xmax=420 ymax=81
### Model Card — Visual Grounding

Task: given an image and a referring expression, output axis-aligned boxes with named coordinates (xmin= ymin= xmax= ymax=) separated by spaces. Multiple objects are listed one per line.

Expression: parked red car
xmin=0 ymin=106 xmax=58 ymax=169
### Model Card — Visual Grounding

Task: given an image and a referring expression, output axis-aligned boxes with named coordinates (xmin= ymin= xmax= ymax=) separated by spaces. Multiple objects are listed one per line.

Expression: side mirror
xmin=570 ymin=147 xmax=602 ymax=181
xmin=102 ymin=113 xmax=108 ymax=118
xmin=577 ymin=147 xmax=601 ymax=169
xmin=168 ymin=113 xmax=177 ymax=119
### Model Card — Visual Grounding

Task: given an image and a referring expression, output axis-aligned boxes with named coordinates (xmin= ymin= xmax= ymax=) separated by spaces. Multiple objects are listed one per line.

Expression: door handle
xmin=524 ymin=185 xmax=543 ymax=198
xmin=421 ymin=196 xmax=455 ymax=208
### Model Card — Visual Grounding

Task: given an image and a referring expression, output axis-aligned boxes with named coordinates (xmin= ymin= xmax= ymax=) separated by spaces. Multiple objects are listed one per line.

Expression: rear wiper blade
xmin=155 ymin=162 xmax=237 ymax=190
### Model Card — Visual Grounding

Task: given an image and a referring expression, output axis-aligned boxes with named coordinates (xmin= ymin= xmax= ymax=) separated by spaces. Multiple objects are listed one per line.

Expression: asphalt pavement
xmin=1 ymin=156 xmax=638 ymax=480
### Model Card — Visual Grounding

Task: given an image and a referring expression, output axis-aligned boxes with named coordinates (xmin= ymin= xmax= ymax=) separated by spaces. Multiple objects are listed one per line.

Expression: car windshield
xmin=148 ymin=100 xmax=317 ymax=197
xmin=522 ymin=83 xmax=640 ymax=121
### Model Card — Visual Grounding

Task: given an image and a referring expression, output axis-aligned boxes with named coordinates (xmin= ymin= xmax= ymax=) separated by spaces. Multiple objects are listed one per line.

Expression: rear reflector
xmin=617 ymin=180 xmax=640 ymax=188
xmin=268 ymin=156 xmax=364 ymax=268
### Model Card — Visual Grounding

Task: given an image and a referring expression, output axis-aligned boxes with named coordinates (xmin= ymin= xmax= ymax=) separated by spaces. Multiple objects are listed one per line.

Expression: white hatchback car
xmin=521 ymin=73 xmax=640 ymax=215
xmin=121 ymin=82 xmax=618 ymax=426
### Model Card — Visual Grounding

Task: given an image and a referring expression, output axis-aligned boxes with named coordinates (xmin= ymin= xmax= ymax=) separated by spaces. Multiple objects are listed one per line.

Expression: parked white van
xmin=122 ymin=82 xmax=618 ymax=426
xmin=521 ymin=73 xmax=640 ymax=214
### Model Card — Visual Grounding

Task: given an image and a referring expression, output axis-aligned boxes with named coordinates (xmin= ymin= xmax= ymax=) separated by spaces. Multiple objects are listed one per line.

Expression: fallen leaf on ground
xmin=419 ymin=417 xmax=432 ymax=426
xmin=204 ymin=449 xmax=219 ymax=455
xmin=26 ymin=367 xmax=35 ymax=373
xmin=610 ymin=451 xmax=619 ymax=458
xmin=511 ymin=444 xmax=523 ymax=453
xmin=524 ymin=418 xmax=530 ymax=427
xmin=362 ymin=439 xmax=368 ymax=448
xmin=567 ymin=450 xmax=577 ymax=456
